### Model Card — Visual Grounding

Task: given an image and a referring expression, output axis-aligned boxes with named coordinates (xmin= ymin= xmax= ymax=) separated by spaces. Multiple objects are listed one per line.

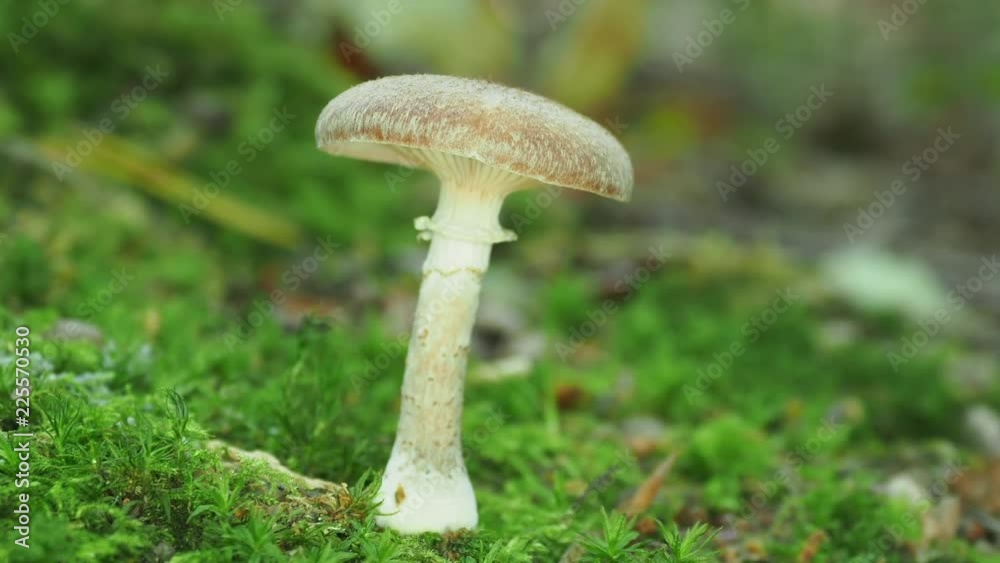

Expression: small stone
xmin=946 ymin=354 xmax=996 ymax=394
xmin=816 ymin=319 xmax=858 ymax=350
xmin=474 ymin=355 xmax=534 ymax=382
xmin=966 ymin=405 xmax=1000 ymax=457
xmin=621 ymin=416 xmax=667 ymax=457
xmin=150 ymin=541 xmax=175 ymax=562
xmin=47 ymin=319 xmax=104 ymax=345
xmin=885 ymin=473 xmax=928 ymax=506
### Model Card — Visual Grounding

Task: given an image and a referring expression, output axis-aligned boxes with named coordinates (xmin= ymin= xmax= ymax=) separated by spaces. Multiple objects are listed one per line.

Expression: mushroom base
xmin=375 ymin=448 xmax=478 ymax=534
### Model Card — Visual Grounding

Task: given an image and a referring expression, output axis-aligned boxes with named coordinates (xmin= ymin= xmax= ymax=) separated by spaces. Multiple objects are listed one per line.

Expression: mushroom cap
xmin=316 ymin=74 xmax=633 ymax=202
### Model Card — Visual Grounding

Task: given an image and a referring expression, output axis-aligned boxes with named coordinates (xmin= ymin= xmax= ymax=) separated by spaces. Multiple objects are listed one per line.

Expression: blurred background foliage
xmin=1 ymin=0 xmax=1000 ymax=561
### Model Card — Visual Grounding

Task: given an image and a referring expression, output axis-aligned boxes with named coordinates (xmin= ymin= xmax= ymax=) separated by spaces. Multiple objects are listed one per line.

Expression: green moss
xmin=0 ymin=236 xmax=52 ymax=308
xmin=2 ymin=1 xmax=998 ymax=560
xmin=772 ymin=471 xmax=922 ymax=562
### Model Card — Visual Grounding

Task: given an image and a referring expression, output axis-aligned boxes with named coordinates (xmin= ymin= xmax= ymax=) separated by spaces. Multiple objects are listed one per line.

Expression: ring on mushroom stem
xmin=316 ymin=74 xmax=634 ymax=534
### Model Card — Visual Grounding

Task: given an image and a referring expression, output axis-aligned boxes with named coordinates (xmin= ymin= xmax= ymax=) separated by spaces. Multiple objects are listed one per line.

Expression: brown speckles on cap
xmin=315 ymin=74 xmax=634 ymax=202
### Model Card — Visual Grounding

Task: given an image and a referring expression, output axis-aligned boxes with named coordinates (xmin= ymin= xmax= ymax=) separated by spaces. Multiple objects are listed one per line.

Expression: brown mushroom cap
xmin=316 ymin=74 xmax=633 ymax=202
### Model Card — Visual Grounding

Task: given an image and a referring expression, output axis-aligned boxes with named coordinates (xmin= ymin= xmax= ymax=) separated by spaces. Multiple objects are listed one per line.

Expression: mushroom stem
xmin=376 ymin=177 xmax=517 ymax=534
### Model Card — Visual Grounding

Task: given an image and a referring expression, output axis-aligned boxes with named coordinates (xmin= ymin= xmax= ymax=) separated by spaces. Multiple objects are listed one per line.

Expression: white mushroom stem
xmin=376 ymin=160 xmax=526 ymax=534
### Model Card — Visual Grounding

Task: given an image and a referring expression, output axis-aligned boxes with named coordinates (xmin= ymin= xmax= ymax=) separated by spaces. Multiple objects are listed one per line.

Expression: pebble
xmin=47 ymin=319 xmax=104 ymax=345
xmin=966 ymin=405 xmax=1000 ymax=457
xmin=622 ymin=416 xmax=667 ymax=457
xmin=885 ymin=473 xmax=928 ymax=506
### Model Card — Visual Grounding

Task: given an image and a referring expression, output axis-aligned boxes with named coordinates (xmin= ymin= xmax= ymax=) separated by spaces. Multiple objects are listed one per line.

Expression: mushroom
xmin=316 ymin=74 xmax=633 ymax=534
